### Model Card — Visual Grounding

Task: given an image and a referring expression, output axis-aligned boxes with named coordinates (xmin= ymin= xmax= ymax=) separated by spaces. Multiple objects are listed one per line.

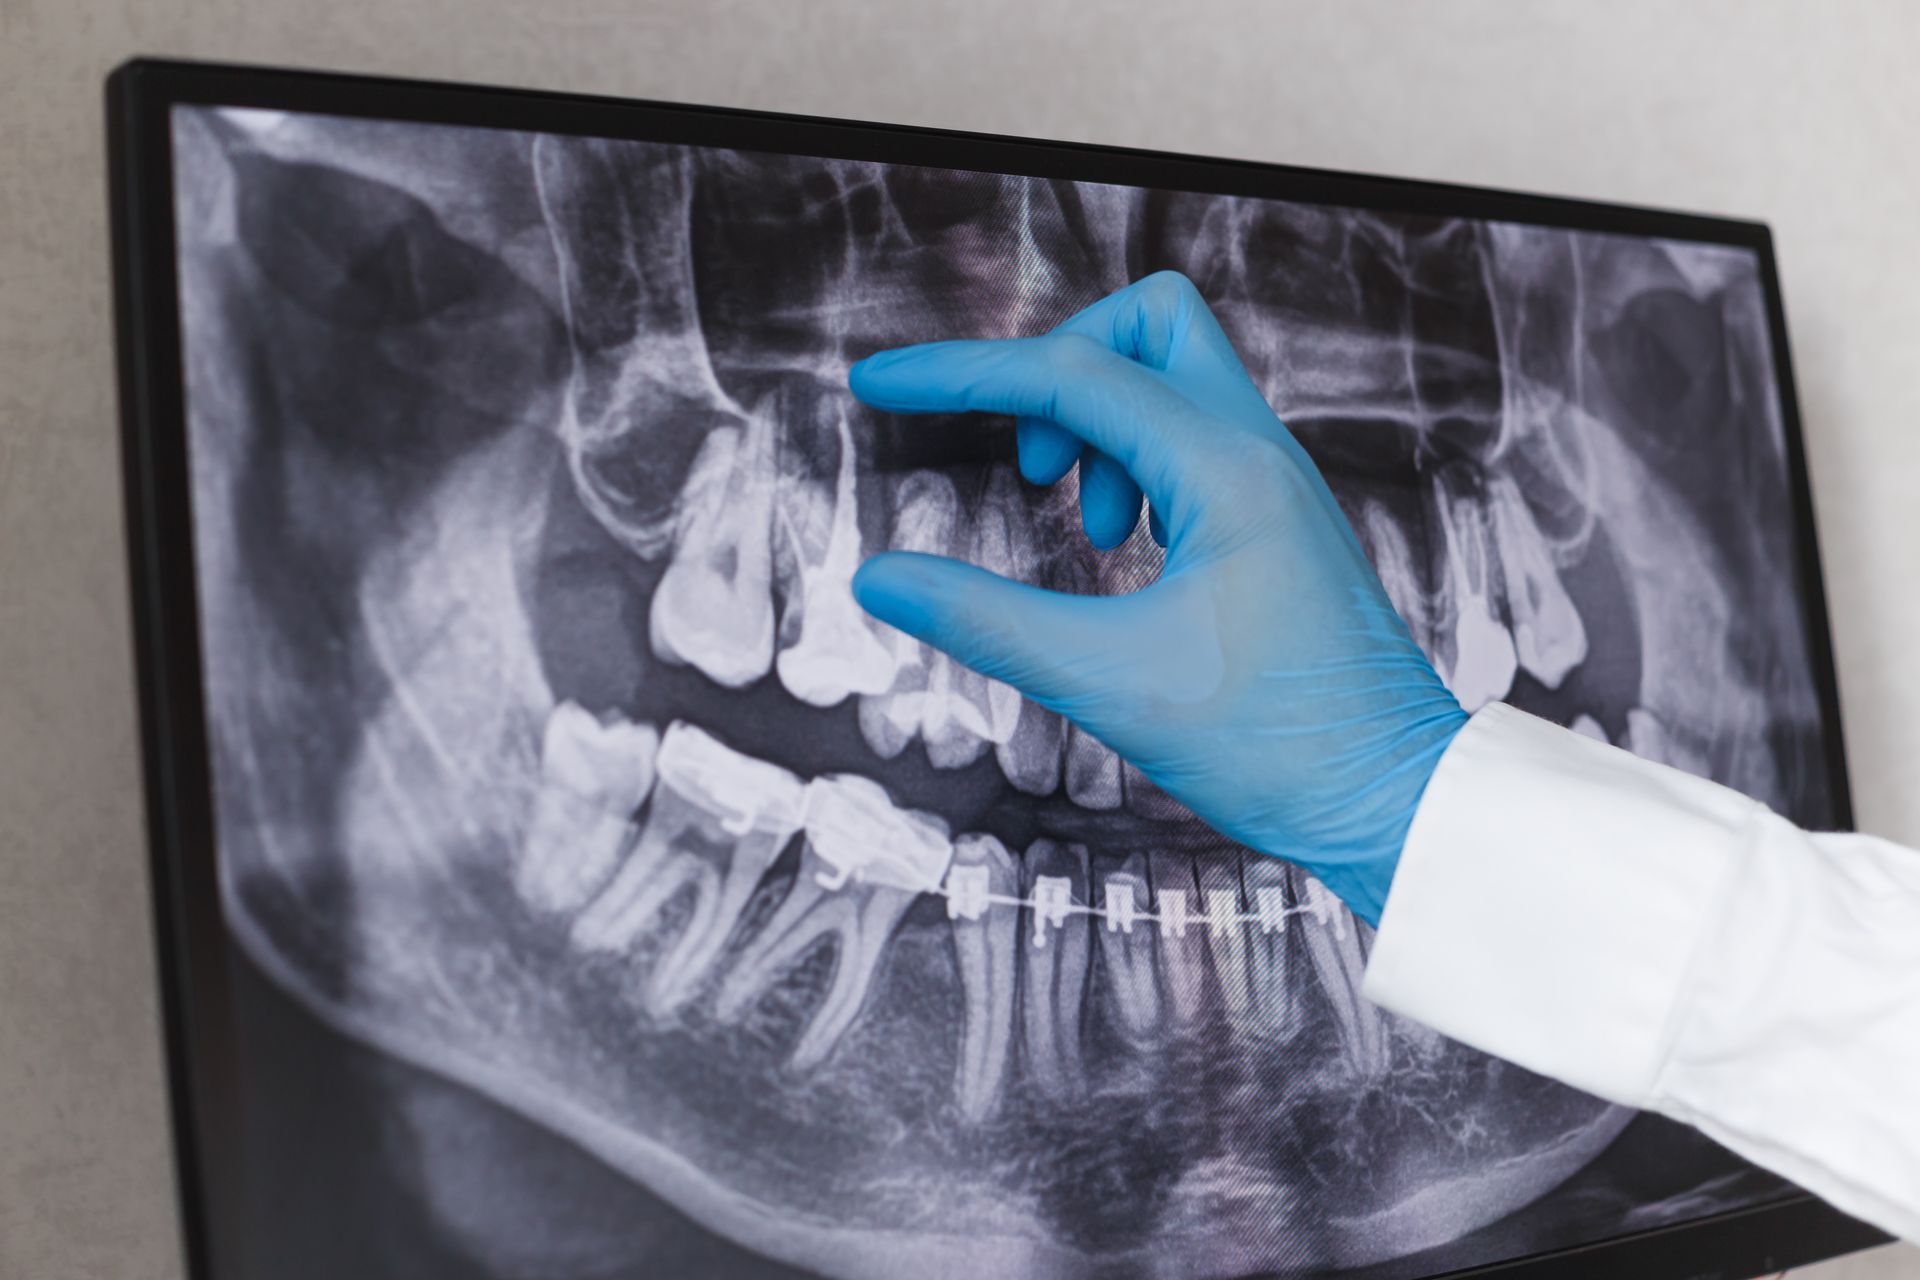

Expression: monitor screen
xmin=124 ymin=65 xmax=1852 ymax=1280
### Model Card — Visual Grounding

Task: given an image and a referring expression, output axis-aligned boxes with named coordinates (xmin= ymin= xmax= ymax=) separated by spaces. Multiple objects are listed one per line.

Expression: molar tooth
xmin=569 ymin=724 xmax=804 ymax=1019
xmin=1295 ymin=868 xmax=1389 ymax=1079
xmin=650 ymin=414 xmax=778 ymax=688
xmin=514 ymin=702 xmax=659 ymax=914
xmin=948 ymin=834 xmax=1018 ymax=1124
xmin=1488 ymin=474 xmax=1587 ymax=690
xmin=1093 ymin=853 xmax=1159 ymax=1048
xmin=1064 ymin=725 xmax=1122 ymax=809
xmin=713 ymin=775 xmax=951 ymax=1071
xmin=773 ymin=409 xmax=897 ymax=707
xmin=1021 ymin=840 xmax=1090 ymax=1100
xmin=1433 ymin=466 xmax=1517 ymax=712
xmin=1198 ymin=857 xmax=1252 ymax=1020
xmin=1147 ymin=851 xmax=1212 ymax=1031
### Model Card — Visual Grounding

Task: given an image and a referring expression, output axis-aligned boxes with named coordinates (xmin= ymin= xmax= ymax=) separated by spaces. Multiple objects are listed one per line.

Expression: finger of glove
xmin=1016 ymin=415 xmax=1080 ymax=485
xmin=1078 ymin=446 xmax=1145 ymax=550
xmin=852 ymin=550 xmax=1127 ymax=714
xmin=1056 ymin=272 xmax=1268 ymax=414
xmin=849 ymin=334 xmax=1211 ymax=524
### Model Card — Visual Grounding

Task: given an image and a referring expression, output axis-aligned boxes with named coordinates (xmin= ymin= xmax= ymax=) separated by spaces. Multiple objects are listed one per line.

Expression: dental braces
xmin=938 ymin=866 xmax=1347 ymax=949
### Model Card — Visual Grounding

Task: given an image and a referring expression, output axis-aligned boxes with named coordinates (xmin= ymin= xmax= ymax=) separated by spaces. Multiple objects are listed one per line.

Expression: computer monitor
xmin=109 ymin=59 xmax=1876 ymax=1280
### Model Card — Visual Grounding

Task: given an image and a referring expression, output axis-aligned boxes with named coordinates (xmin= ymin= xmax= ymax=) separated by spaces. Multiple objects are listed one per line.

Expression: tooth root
xmin=949 ymin=834 xmax=1019 ymax=1123
xmin=1243 ymin=856 xmax=1305 ymax=1044
xmin=1488 ymin=474 xmax=1587 ymax=690
xmin=1434 ymin=467 xmax=1517 ymax=712
xmin=1294 ymin=868 xmax=1388 ymax=1079
xmin=774 ymin=410 xmax=898 ymax=708
xmin=1198 ymin=857 xmax=1252 ymax=1020
xmin=651 ymin=418 xmax=778 ymax=688
xmin=1148 ymin=851 xmax=1211 ymax=1030
xmin=1121 ymin=761 xmax=1187 ymax=821
xmin=995 ymin=699 xmax=1064 ymax=796
xmin=1064 ymin=725 xmax=1122 ymax=810
xmin=569 ymin=723 xmax=804 ymax=1014
xmin=1093 ymin=853 xmax=1160 ymax=1048
xmin=1021 ymin=840 xmax=1090 ymax=1100
xmin=714 ymin=776 xmax=950 ymax=1071
xmin=789 ymin=888 xmax=919 ymax=1070
xmin=515 ymin=703 xmax=659 ymax=914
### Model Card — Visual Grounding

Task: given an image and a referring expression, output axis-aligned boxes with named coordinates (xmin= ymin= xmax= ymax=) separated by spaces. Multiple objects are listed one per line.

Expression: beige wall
xmin=2 ymin=1 xmax=1916 ymax=1276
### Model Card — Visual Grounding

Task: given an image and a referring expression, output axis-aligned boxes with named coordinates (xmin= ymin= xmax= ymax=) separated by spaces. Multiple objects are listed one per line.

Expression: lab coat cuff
xmin=1361 ymin=702 xmax=1760 ymax=1108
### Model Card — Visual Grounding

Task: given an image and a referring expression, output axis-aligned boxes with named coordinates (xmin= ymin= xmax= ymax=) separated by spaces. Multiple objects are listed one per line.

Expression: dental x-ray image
xmin=169 ymin=103 xmax=1835 ymax=1279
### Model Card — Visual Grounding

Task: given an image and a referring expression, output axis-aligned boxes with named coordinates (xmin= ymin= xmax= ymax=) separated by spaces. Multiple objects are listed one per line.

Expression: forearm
xmin=1363 ymin=703 xmax=1920 ymax=1243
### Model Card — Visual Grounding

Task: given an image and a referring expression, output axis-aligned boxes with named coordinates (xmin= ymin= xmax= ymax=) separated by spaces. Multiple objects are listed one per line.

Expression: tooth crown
xmin=802 ymin=773 xmax=953 ymax=893
xmin=656 ymin=722 xmax=805 ymax=834
xmin=542 ymin=701 xmax=659 ymax=809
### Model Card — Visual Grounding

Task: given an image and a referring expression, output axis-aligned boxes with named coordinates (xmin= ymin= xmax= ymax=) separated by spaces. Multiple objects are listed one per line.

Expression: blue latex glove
xmin=848 ymin=272 xmax=1467 ymax=926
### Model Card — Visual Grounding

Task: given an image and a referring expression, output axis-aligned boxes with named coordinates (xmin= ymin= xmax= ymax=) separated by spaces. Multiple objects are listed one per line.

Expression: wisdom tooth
xmin=1022 ymin=840 xmax=1090 ymax=1100
xmin=949 ymin=833 xmax=1018 ymax=1124
xmin=1064 ymin=725 xmax=1122 ymax=809
xmin=1244 ymin=857 xmax=1304 ymax=1044
xmin=569 ymin=724 xmax=804 ymax=1018
xmin=514 ymin=702 xmax=659 ymax=915
xmin=1296 ymin=870 xmax=1388 ymax=1079
xmin=1434 ymin=468 xmax=1518 ymax=713
xmin=714 ymin=776 xmax=950 ymax=1071
xmin=1149 ymin=853 xmax=1211 ymax=1030
xmin=1200 ymin=858 xmax=1251 ymax=1020
xmin=651 ymin=416 xmax=778 ymax=688
xmin=857 ymin=471 xmax=958 ymax=760
xmin=1094 ymin=854 xmax=1159 ymax=1048
xmin=773 ymin=411 xmax=897 ymax=708
xmin=1489 ymin=475 xmax=1587 ymax=689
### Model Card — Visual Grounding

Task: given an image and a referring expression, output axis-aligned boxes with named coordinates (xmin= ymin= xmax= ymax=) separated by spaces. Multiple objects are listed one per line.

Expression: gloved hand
xmin=848 ymin=272 xmax=1467 ymax=926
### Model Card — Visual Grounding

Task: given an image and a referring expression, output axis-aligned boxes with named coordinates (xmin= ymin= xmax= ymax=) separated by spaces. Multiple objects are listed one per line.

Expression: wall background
xmin=2 ymin=1 xmax=1915 ymax=1276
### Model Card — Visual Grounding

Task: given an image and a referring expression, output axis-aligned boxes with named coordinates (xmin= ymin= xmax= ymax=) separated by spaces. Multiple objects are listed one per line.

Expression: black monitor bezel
xmin=107 ymin=55 xmax=1878 ymax=1280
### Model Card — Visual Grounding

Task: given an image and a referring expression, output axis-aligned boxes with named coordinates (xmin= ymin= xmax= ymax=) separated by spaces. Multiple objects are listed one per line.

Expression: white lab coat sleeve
xmin=1361 ymin=701 xmax=1920 ymax=1244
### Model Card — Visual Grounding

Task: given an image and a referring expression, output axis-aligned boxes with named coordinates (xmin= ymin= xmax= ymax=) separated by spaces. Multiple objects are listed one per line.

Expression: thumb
xmin=851 ymin=551 xmax=1120 ymax=714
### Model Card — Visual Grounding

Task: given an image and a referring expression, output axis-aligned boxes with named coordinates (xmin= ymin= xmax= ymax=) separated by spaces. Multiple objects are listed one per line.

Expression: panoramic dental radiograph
xmin=170 ymin=107 xmax=1836 ymax=1278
